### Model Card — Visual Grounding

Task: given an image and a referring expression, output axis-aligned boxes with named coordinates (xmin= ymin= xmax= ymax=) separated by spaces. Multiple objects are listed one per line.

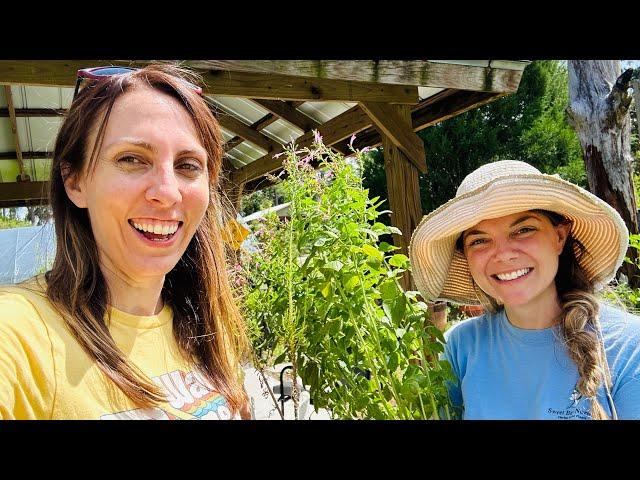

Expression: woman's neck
xmin=99 ymin=263 xmax=164 ymax=316
xmin=504 ymin=288 xmax=563 ymax=330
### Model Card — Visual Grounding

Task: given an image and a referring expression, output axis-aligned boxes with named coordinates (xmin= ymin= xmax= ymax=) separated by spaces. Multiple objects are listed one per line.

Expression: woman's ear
xmin=555 ymin=222 xmax=570 ymax=254
xmin=61 ymin=162 xmax=87 ymax=209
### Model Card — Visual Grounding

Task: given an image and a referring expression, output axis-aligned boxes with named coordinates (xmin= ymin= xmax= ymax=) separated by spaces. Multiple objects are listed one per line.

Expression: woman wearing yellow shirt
xmin=0 ymin=64 xmax=250 ymax=419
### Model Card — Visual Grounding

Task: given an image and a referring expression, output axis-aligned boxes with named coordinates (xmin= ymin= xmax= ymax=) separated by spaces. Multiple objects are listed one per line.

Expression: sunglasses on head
xmin=73 ymin=66 xmax=204 ymax=101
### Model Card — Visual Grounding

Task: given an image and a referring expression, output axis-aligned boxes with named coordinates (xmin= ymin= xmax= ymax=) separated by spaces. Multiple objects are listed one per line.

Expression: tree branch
xmin=605 ymin=68 xmax=634 ymax=127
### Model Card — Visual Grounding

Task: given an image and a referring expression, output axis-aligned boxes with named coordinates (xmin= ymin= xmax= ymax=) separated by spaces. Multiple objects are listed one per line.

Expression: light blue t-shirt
xmin=443 ymin=303 xmax=640 ymax=419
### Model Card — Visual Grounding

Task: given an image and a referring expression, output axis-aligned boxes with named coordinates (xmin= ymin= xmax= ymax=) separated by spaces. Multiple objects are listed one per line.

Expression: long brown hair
xmin=459 ymin=209 xmax=612 ymax=419
xmin=45 ymin=63 xmax=249 ymax=414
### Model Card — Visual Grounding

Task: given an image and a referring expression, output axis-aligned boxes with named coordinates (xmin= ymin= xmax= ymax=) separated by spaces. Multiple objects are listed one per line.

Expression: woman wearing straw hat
xmin=410 ymin=160 xmax=640 ymax=419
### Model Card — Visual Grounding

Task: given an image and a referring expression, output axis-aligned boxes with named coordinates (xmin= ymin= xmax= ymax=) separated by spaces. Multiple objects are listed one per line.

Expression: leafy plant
xmin=241 ymin=135 xmax=455 ymax=419
xmin=602 ymin=234 xmax=640 ymax=313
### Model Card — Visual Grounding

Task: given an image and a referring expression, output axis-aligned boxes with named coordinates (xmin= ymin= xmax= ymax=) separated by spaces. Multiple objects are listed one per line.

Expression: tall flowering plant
xmin=241 ymin=134 xmax=455 ymax=419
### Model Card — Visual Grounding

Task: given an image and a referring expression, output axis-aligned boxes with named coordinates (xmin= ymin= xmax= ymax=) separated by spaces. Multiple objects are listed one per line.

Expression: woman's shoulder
xmin=598 ymin=302 xmax=640 ymax=335
xmin=0 ymin=276 xmax=55 ymax=337
xmin=444 ymin=310 xmax=493 ymax=343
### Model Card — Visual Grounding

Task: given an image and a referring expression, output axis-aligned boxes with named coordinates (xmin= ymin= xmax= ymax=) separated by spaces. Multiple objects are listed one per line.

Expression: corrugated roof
xmin=0 ymin=60 xmax=530 ymax=200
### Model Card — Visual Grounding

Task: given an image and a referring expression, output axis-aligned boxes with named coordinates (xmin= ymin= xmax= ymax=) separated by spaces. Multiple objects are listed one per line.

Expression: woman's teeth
xmin=495 ymin=268 xmax=531 ymax=281
xmin=132 ymin=221 xmax=179 ymax=235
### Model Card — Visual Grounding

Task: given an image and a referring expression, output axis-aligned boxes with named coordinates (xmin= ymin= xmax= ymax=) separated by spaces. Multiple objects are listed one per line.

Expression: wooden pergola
xmin=0 ymin=60 xmax=528 ymax=286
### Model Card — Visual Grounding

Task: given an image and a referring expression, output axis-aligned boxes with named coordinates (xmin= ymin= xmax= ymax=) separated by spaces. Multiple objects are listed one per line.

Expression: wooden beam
xmin=360 ymin=101 xmax=426 ymax=173
xmin=381 ymin=105 xmax=423 ymax=290
xmin=251 ymin=99 xmax=320 ymax=132
xmin=0 ymin=108 xmax=66 ymax=117
xmin=0 ymin=181 xmax=49 ymax=205
xmin=3 ymin=87 xmax=29 ymax=181
xmin=223 ymin=102 xmax=301 ymax=153
xmin=0 ymin=60 xmax=133 ymax=87
xmin=239 ymin=89 xmax=511 ymax=194
xmin=0 ymin=151 xmax=53 ymax=160
xmin=230 ymin=105 xmax=372 ymax=184
xmin=199 ymin=69 xmax=419 ymax=104
xmin=189 ymin=60 xmax=527 ymax=93
xmin=333 ymin=90 xmax=503 ymax=152
xmin=217 ymin=114 xmax=281 ymax=153
xmin=249 ymin=99 xmax=350 ymax=157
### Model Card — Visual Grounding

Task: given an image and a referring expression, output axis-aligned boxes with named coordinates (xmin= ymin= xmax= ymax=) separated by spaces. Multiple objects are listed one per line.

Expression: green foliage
xmin=602 ymin=234 xmax=640 ymax=314
xmin=241 ymin=138 xmax=455 ymax=419
xmin=0 ymin=217 xmax=30 ymax=230
xmin=240 ymin=185 xmax=284 ymax=217
xmin=0 ymin=208 xmax=30 ymax=230
xmin=362 ymin=60 xmax=586 ymax=215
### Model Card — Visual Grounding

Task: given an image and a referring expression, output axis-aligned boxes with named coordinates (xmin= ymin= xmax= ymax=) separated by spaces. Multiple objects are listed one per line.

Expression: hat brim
xmin=409 ymin=173 xmax=629 ymax=305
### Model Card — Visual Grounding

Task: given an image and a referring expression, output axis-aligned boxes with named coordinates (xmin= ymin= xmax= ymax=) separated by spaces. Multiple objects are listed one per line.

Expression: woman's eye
xmin=468 ymin=238 xmax=487 ymax=247
xmin=117 ymin=155 xmax=142 ymax=165
xmin=177 ymin=161 xmax=203 ymax=172
xmin=515 ymin=227 xmax=535 ymax=235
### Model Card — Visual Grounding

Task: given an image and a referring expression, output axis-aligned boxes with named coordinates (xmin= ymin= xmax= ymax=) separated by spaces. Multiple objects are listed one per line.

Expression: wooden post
xmin=379 ymin=105 xmax=423 ymax=291
xmin=4 ymin=86 xmax=29 ymax=182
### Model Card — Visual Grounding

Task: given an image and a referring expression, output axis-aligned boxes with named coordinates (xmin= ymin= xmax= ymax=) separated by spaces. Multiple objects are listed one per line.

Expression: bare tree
xmin=567 ymin=61 xmax=639 ymax=286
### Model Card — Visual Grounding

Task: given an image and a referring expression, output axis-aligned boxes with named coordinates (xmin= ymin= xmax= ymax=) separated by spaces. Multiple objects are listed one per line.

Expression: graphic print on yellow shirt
xmin=101 ymin=369 xmax=233 ymax=420
xmin=0 ymin=279 xmax=237 ymax=420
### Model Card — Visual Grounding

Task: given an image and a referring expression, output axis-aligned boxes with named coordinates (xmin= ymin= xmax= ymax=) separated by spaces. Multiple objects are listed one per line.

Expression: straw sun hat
xmin=409 ymin=160 xmax=629 ymax=306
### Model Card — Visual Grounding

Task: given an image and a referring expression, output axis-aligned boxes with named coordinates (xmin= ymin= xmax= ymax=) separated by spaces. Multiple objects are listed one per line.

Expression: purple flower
xmin=361 ymin=146 xmax=372 ymax=154
xmin=314 ymin=130 xmax=323 ymax=144
xmin=349 ymin=134 xmax=357 ymax=149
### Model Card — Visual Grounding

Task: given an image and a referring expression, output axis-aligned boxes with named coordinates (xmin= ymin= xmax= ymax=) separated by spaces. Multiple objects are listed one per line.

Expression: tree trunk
xmin=567 ymin=61 xmax=639 ymax=287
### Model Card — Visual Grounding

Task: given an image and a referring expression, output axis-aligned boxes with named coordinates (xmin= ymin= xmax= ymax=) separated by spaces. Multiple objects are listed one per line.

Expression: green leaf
xmin=273 ymin=351 xmax=287 ymax=364
xmin=362 ymin=244 xmax=384 ymax=261
xmin=378 ymin=242 xmax=400 ymax=253
xmin=342 ymin=274 xmax=360 ymax=291
xmin=387 ymin=351 xmax=399 ymax=372
xmin=395 ymin=327 xmax=407 ymax=338
xmin=380 ymin=280 xmax=399 ymax=301
xmin=388 ymin=226 xmax=402 ymax=236
xmin=425 ymin=325 xmax=446 ymax=344
xmin=388 ymin=254 xmax=409 ymax=268
xmin=320 ymin=282 xmax=332 ymax=298
xmin=325 ymin=260 xmax=344 ymax=271
xmin=391 ymin=295 xmax=406 ymax=326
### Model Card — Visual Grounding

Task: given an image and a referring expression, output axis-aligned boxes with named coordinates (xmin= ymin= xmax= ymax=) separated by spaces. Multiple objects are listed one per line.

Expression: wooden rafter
xmin=251 ymin=99 xmax=320 ymax=132
xmin=3 ymin=87 xmax=28 ymax=181
xmin=0 ymin=61 xmax=420 ymax=104
xmin=0 ymin=107 xmax=65 ymax=117
xmin=234 ymin=89 xmax=505 ymax=189
xmin=189 ymin=60 xmax=527 ymax=93
xmin=334 ymin=90 xmax=504 ymax=152
xmin=0 ymin=180 xmax=48 ymax=206
xmin=360 ymin=101 xmax=426 ymax=172
xmin=199 ymin=70 xmax=419 ymax=103
xmin=230 ymin=105 xmax=372 ymax=185
xmin=0 ymin=151 xmax=53 ymax=159
xmin=217 ymin=114 xmax=280 ymax=153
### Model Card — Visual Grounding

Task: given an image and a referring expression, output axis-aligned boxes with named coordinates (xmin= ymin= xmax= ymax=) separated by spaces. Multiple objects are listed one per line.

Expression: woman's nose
xmin=145 ymin=166 xmax=182 ymax=206
xmin=493 ymin=238 xmax=519 ymax=262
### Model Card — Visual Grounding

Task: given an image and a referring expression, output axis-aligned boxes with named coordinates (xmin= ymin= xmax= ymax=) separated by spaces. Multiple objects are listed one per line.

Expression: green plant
xmin=0 ymin=216 xmax=30 ymax=230
xmin=241 ymin=135 xmax=455 ymax=419
xmin=602 ymin=234 xmax=640 ymax=313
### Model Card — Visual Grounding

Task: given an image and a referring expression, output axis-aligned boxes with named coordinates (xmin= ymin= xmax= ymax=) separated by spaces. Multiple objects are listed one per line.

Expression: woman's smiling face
xmin=65 ymin=85 xmax=210 ymax=282
xmin=462 ymin=211 xmax=570 ymax=309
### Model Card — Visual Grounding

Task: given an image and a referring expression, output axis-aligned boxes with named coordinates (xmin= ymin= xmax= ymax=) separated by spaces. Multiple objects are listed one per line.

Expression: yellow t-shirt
xmin=0 ymin=280 xmax=236 ymax=420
